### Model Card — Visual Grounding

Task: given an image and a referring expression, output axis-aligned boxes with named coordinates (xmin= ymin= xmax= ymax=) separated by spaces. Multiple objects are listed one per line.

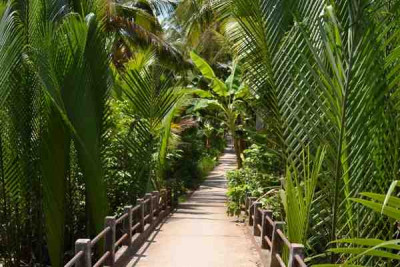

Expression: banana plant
xmin=190 ymin=51 xmax=251 ymax=168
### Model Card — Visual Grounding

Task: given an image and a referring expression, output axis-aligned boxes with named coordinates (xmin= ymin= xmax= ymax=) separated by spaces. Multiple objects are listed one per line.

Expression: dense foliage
xmin=2 ymin=0 xmax=400 ymax=266
xmin=226 ymin=144 xmax=281 ymax=218
xmin=219 ymin=0 xmax=400 ymax=266
xmin=0 ymin=1 xmax=229 ymax=266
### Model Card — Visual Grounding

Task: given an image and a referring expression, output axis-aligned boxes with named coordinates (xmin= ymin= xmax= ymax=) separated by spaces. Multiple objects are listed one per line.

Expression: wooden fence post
xmin=137 ymin=198 xmax=145 ymax=232
xmin=288 ymin=244 xmax=305 ymax=267
xmin=152 ymin=191 xmax=160 ymax=216
xmin=123 ymin=206 xmax=133 ymax=246
xmin=156 ymin=191 xmax=160 ymax=210
xmin=248 ymin=198 xmax=253 ymax=226
xmin=75 ymin=239 xmax=91 ymax=267
xmin=270 ymin=222 xmax=285 ymax=267
xmin=261 ymin=210 xmax=273 ymax=249
xmin=145 ymin=193 xmax=153 ymax=223
xmin=253 ymin=202 xmax=262 ymax=236
xmin=248 ymin=197 xmax=257 ymax=226
xmin=173 ymin=186 xmax=179 ymax=206
xmin=104 ymin=216 xmax=116 ymax=266
xmin=167 ymin=188 xmax=172 ymax=207
xmin=161 ymin=189 xmax=167 ymax=210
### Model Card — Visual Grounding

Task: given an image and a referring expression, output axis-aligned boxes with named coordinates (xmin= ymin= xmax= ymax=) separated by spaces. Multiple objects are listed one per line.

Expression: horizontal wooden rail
xmin=93 ymin=251 xmax=110 ymax=267
xmin=294 ymin=254 xmax=307 ymax=267
xmin=90 ymin=227 xmax=110 ymax=248
xmin=116 ymin=213 xmax=129 ymax=224
xmin=64 ymin=251 xmax=84 ymax=267
xmin=131 ymin=222 xmax=141 ymax=232
xmin=64 ymin=188 xmax=174 ymax=267
xmin=247 ymin=197 xmax=307 ymax=267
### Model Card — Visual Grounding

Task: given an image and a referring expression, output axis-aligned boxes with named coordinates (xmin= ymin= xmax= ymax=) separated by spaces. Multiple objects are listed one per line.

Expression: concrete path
xmin=127 ymin=148 xmax=261 ymax=267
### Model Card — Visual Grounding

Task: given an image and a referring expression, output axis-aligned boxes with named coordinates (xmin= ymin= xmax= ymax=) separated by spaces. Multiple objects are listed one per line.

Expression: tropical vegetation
xmin=1 ymin=0 xmax=400 ymax=266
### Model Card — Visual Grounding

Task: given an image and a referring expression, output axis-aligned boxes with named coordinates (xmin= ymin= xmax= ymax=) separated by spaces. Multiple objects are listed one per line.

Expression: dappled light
xmin=0 ymin=1 xmax=400 ymax=267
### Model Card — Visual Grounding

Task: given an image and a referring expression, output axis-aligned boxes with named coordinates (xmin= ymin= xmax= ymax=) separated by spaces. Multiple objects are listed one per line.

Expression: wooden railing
xmin=64 ymin=189 xmax=173 ymax=267
xmin=247 ymin=197 xmax=307 ymax=267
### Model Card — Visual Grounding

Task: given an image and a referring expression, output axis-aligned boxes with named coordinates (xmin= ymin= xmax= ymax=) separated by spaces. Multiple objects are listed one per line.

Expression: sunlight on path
xmin=126 ymin=147 xmax=261 ymax=267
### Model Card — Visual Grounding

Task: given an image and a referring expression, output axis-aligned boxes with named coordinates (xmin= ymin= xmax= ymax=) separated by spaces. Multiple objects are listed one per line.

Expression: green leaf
xmin=190 ymin=89 xmax=213 ymax=98
xmin=350 ymin=198 xmax=400 ymax=220
xmin=190 ymin=51 xmax=216 ymax=80
xmin=211 ymin=78 xmax=229 ymax=97
xmin=359 ymin=192 xmax=400 ymax=208
xmin=234 ymin=83 xmax=250 ymax=99
xmin=328 ymin=248 xmax=400 ymax=260
xmin=382 ymin=180 xmax=400 ymax=213
xmin=332 ymin=238 xmax=400 ymax=250
xmin=312 ymin=265 xmax=364 ymax=267
xmin=193 ymin=99 xmax=224 ymax=112
xmin=190 ymin=51 xmax=229 ymax=97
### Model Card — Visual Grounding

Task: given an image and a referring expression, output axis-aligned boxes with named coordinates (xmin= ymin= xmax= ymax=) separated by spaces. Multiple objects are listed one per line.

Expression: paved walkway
xmin=127 ymin=148 xmax=261 ymax=267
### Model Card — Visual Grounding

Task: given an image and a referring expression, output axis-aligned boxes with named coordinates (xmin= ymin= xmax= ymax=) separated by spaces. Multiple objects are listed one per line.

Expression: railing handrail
xmin=64 ymin=250 xmax=84 ymax=267
xmin=64 ymin=188 xmax=173 ymax=267
xmin=90 ymin=226 xmax=111 ymax=248
xmin=247 ymin=197 xmax=308 ymax=267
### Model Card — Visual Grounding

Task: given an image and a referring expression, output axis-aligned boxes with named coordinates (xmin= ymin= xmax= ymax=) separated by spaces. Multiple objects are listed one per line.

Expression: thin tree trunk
xmin=233 ymin=137 xmax=243 ymax=169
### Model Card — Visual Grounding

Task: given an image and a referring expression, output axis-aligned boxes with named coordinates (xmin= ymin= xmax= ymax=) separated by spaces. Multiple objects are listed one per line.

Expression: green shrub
xmin=212 ymin=136 xmax=227 ymax=154
xmin=226 ymin=168 xmax=280 ymax=217
xmin=243 ymin=144 xmax=282 ymax=174
xmin=198 ymin=156 xmax=217 ymax=177
xmin=169 ymin=126 xmax=224 ymax=190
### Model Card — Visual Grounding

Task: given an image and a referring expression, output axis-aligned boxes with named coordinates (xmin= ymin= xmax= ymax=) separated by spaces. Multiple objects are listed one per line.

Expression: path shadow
xmin=128 ymin=214 xmax=171 ymax=266
xmin=126 ymin=148 xmax=238 ymax=266
xmin=187 ymin=197 xmax=227 ymax=203
xmin=173 ymin=210 xmax=214 ymax=215
xmin=166 ymin=216 xmax=229 ymax=222
xmin=178 ymin=203 xmax=226 ymax=208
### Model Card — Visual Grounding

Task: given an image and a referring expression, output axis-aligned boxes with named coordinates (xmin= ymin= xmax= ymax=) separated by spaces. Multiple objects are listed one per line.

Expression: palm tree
xmin=106 ymin=0 xmax=188 ymax=70
xmin=313 ymin=181 xmax=400 ymax=266
xmin=0 ymin=4 xmax=27 ymax=266
xmin=0 ymin=0 xmax=190 ymax=265
xmin=172 ymin=0 xmax=231 ymax=64
xmin=218 ymin=0 xmax=400 ymax=264
xmin=36 ymin=12 xmax=112 ymax=267
xmin=190 ymin=51 xmax=251 ymax=168
xmin=115 ymin=51 xmax=193 ymax=190
xmin=0 ymin=1 xmax=111 ymax=266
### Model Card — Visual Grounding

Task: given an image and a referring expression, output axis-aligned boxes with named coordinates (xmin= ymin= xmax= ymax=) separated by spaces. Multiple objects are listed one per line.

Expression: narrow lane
xmin=127 ymin=148 xmax=261 ymax=267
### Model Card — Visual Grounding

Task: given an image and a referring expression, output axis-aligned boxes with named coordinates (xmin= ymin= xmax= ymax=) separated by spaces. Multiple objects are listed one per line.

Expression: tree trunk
xmin=233 ymin=136 xmax=243 ymax=169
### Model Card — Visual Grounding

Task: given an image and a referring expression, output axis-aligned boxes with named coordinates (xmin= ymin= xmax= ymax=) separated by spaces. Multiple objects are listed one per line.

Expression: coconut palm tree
xmin=172 ymin=0 xmax=231 ymax=64
xmin=107 ymin=0 xmax=189 ymax=70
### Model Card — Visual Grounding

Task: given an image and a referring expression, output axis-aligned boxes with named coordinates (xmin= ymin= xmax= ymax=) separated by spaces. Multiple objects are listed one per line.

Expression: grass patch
xmin=198 ymin=156 xmax=218 ymax=179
